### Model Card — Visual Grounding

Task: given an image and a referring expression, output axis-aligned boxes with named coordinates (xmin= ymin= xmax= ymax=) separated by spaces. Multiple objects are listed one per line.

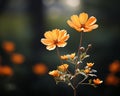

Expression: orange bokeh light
xmin=11 ymin=53 xmax=25 ymax=64
xmin=109 ymin=60 xmax=120 ymax=73
xmin=0 ymin=66 xmax=13 ymax=76
xmin=105 ymin=74 xmax=120 ymax=86
xmin=33 ymin=63 xmax=48 ymax=75
xmin=2 ymin=41 xmax=15 ymax=53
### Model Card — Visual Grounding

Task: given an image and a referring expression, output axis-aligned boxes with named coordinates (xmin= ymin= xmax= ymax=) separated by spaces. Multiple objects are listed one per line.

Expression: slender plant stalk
xmin=74 ymin=88 xmax=76 ymax=96
xmin=77 ymin=32 xmax=83 ymax=59
xmin=56 ymin=47 xmax=63 ymax=64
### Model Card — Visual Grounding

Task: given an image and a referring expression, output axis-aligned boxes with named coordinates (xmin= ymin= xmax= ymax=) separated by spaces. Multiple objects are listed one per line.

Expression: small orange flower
xmin=58 ymin=64 xmax=69 ymax=72
xmin=93 ymin=78 xmax=103 ymax=85
xmin=67 ymin=12 xmax=98 ymax=32
xmin=61 ymin=53 xmax=75 ymax=60
xmin=41 ymin=29 xmax=69 ymax=50
xmin=49 ymin=70 xmax=60 ymax=77
xmin=33 ymin=63 xmax=48 ymax=75
xmin=11 ymin=53 xmax=25 ymax=64
xmin=2 ymin=41 xmax=15 ymax=53
xmin=87 ymin=63 xmax=94 ymax=67
xmin=84 ymin=69 xmax=90 ymax=74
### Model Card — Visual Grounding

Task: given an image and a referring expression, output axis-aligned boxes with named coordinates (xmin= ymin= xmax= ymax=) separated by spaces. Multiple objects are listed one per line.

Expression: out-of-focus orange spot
xmin=0 ymin=66 xmax=3 ymax=75
xmin=2 ymin=41 xmax=15 ymax=53
xmin=105 ymin=74 xmax=120 ymax=86
xmin=0 ymin=66 xmax=13 ymax=76
xmin=11 ymin=53 xmax=25 ymax=64
xmin=109 ymin=60 xmax=120 ymax=73
xmin=33 ymin=63 xmax=48 ymax=75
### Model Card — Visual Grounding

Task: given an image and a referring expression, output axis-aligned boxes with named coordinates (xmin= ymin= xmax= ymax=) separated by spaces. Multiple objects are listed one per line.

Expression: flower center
xmin=81 ymin=24 xmax=85 ymax=28
xmin=54 ymin=40 xmax=58 ymax=45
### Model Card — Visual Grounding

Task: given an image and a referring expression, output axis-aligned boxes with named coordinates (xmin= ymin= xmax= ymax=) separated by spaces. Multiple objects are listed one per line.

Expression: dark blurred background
xmin=0 ymin=0 xmax=120 ymax=96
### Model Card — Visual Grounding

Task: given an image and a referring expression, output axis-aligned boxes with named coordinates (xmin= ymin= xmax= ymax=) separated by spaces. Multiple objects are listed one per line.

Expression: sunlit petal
xmin=79 ymin=12 xmax=88 ymax=24
xmin=71 ymin=15 xmax=81 ymax=27
xmin=52 ymin=29 xmax=59 ymax=40
xmin=57 ymin=42 xmax=67 ymax=47
xmin=41 ymin=38 xmax=54 ymax=45
xmin=46 ymin=45 xmax=56 ymax=50
xmin=85 ymin=16 xmax=97 ymax=26
xmin=44 ymin=31 xmax=53 ymax=40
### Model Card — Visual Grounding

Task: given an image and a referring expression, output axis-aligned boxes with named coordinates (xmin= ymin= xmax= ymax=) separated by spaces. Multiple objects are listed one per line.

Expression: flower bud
xmin=80 ymin=47 xmax=85 ymax=52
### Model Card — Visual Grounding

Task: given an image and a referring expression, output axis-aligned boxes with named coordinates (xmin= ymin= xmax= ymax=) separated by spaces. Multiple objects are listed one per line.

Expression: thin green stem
xmin=77 ymin=32 xmax=83 ymax=59
xmin=73 ymin=88 xmax=76 ymax=96
xmin=56 ymin=47 xmax=63 ymax=64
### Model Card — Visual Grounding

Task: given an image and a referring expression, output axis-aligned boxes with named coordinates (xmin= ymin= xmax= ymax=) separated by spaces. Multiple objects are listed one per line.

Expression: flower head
xmin=41 ymin=29 xmax=69 ymax=51
xmin=58 ymin=64 xmax=69 ymax=72
xmin=49 ymin=70 xmax=60 ymax=77
xmin=84 ymin=69 xmax=90 ymax=74
xmin=87 ymin=63 xmax=94 ymax=67
xmin=93 ymin=78 xmax=103 ymax=85
xmin=67 ymin=12 xmax=98 ymax=32
xmin=61 ymin=53 xmax=75 ymax=60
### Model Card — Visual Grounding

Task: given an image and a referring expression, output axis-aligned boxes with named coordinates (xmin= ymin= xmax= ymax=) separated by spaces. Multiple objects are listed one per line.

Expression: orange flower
xmin=61 ymin=53 xmax=75 ymax=60
xmin=41 ymin=29 xmax=69 ymax=50
xmin=67 ymin=12 xmax=98 ymax=32
xmin=49 ymin=70 xmax=60 ymax=77
xmin=2 ymin=41 xmax=15 ymax=53
xmin=11 ymin=53 xmax=25 ymax=64
xmin=58 ymin=64 xmax=69 ymax=72
xmin=84 ymin=69 xmax=90 ymax=74
xmin=33 ymin=63 xmax=48 ymax=75
xmin=93 ymin=78 xmax=103 ymax=85
xmin=87 ymin=63 xmax=94 ymax=67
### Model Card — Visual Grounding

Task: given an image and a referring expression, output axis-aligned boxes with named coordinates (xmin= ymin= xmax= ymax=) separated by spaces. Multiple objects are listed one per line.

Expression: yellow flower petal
xmin=41 ymin=39 xmax=54 ymax=45
xmin=44 ymin=31 xmax=53 ymax=40
xmin=85 ymin=16 xmax=97 ymax=26
xmin=58 ymin=30 xmax=67 ymax=41
xmin=71 ymin=15 xmax=81 ymax=27
xmin=57 ymin=42 xmax=67 ymax=47
xmin=60 ymin=34 xmax=69 ymax=42
xmin=79 ymin=12 xmax=88 ymax=24
xmin=46 ymin=45 xmax=56 ymax=50
xmin=58 ymin=64 xmax=69 ymax=72
xmin=52 ymin=29 xmax=59 ymax=40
